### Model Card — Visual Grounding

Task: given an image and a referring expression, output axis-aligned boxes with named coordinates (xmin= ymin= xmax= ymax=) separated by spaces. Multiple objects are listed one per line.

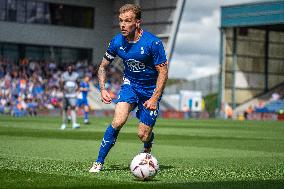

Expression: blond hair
xmin=119 ymin=4 xmax=141 ymax=20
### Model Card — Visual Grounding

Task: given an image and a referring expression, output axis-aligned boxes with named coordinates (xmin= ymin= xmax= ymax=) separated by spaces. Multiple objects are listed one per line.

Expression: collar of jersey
xmin=126 ymin=29 xmax=143 ymax=44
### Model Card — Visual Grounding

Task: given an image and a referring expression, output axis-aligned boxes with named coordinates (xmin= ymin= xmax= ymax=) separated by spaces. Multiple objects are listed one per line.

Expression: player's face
xmin=67 ymin=66 xmax=72 ymax=73
xmin=84 ymin=76 xmax=89 ymax=82
xmin=119 ymin=11 xmax=140 ymax=38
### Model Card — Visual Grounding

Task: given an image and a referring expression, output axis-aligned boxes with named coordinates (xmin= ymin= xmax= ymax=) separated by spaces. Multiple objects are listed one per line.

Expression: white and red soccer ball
xmin=130 ymin=153 xmax=159 ymax=180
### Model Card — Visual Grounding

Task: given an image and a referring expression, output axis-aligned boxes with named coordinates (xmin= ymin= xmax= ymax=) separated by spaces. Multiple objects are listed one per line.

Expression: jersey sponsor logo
xmin=64 ymin=81 xmax=77 ymax=95
xmin=66 ymin=81 xmax=76 ymax=87
xmin=125 ymin=59 xmax=145 ymax=72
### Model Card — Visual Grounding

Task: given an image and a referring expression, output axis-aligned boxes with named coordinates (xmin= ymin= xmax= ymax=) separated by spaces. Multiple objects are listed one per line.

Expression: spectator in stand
xmin=0 ymin=66 xmax=5 ymax=78
xmin=225 ymin=103 xmax=233 ymax=119
xmin=0 ymin=97 xmax=6 ymax=113
xmin=0 ymin=57 xmax=125 ymax=116
xmin=270 ymin=92 xmax=280 ymax=102
xmin=244 ymin=105 xmax=254 ymax=120
xmin=12 ymin=96 xmax=27 ymax=117
xmin=26 ymin=97 xmax=38 ymax=116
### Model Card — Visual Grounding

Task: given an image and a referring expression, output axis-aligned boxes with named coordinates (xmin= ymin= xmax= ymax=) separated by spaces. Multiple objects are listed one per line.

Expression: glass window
xmin=6 ymin=0 xmax=17 ymax=22
xmin=49 ymin=3 xmax=94 ymax=28
xmin=78 ymin=49 xmax=92 ymax=61
xmin=61 ymin=48 xmax=79 ymax=63
xmin=81 ymin=7 xmax=94 ymax=28
xmin=25 ymin=45 xmax=44 ymax=60
xmin=42 ymin=47 xmax=52 ymax=60
xmin=16 ymin=0 xmax=26 ymax=23
xmin=0 ymin=43 xmax=92 ymax=65
xmin=0 ymin=0 xmax=7 ymax=21
xmin=3 ymin=44 xmax=19 ymax=62
xmin=26 ymin=1 xmax=36 ymax=23
xmin=34 ymin=2 xmax=48 ymax=24
xmin=1 ymin=0 xmax=94 ymax=28
xmin=52 ymin=47 xmax=62 ymax=65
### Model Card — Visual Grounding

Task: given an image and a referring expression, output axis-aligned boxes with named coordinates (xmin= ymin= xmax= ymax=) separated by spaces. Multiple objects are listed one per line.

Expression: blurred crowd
xmin=0 ymin=58 xmax=123 ymax=116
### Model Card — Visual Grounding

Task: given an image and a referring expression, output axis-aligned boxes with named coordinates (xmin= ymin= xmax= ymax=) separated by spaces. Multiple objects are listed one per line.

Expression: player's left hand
xmin=143 ymin=98 xmax=158 ymax=110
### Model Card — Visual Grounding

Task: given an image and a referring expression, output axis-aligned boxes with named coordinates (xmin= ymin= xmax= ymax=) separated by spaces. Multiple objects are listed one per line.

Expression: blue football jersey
xmin=80 ymin=82 xmax=89 ymax=99
xmin=104 ymin=30 xmax=167 ymax=88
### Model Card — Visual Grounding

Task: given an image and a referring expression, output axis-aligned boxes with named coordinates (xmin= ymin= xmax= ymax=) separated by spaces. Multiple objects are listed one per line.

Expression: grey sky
xmin=170 ymin=0 xmax=264 ymax=80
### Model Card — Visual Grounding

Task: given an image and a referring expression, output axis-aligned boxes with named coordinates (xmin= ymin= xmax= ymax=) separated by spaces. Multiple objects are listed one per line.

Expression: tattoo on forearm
xmin=153 ymin=67 xmax=168 ymax=99
xmin=98 ymin=66 xmax=107 ymax=90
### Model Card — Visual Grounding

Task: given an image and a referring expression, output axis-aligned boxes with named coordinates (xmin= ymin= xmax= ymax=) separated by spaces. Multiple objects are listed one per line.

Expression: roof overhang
xmin=221 ymin=1 xmax=284 ymax=28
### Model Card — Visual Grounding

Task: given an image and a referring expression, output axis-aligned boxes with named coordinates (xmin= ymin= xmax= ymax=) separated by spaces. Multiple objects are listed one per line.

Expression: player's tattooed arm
xmin=153 ymin=62 xmax=168 ymax=100
xmin=143 ymin=62 xmax=168 ymax=110
xmin=98 ymin=58 xmax=111 ymax=91
xmin=98 ymin=58 xmax=112 ymax=104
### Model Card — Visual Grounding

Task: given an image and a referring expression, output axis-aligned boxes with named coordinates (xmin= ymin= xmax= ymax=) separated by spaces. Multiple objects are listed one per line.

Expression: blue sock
xmin=84 ymin=111 xmax=88 ymax=120
xmin=96 ymin=125 xmax=119 ymax=164
xmin=144 ymin=132 xmax=154 ymax=149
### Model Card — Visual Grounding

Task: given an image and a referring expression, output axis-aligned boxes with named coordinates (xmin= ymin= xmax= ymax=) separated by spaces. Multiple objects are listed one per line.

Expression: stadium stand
xmin=255 ymin=100 xmax=284 ymax=113
xmin=0 ymin=57 xmax=122 ymax=116
xmin=234 ymin=82 xmax=284 ymax=116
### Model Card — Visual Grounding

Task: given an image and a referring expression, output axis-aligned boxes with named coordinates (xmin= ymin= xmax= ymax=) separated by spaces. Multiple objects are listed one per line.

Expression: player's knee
xmin=84 ymin=106 xmax=89 ymax=112
xmin=111 ymin=120 xmax=125 ymax=130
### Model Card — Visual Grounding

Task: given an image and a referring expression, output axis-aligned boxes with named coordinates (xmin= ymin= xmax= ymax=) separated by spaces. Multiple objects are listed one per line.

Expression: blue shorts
xmin=76 ymin=98 xmax=88 ymax=107
xmin=116 ymin=84 xmax=160 ymax=127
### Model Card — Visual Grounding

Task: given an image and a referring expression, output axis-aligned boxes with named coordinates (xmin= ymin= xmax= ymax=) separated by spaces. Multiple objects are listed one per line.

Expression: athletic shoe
xmin=84 ymin=119 xmax=90 ymax=124
xmin=60 ymin=124 xmax=66 ymax=130
xmin=89 ymin=162 xmax=103 ymax=173
xmin=72 ymin=123 xmax=80 ymax=129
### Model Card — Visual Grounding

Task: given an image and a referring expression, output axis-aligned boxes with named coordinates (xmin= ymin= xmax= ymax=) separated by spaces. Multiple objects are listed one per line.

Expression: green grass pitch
xmin=0 ymin=115 xmax=284 ymax=189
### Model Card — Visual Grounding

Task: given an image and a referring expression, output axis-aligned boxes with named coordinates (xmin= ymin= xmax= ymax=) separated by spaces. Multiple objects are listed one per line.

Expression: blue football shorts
xmin=76 ymin=98 xmax=88 ymax=107
xmin=115 ymin=84 xmax=160 ymax=127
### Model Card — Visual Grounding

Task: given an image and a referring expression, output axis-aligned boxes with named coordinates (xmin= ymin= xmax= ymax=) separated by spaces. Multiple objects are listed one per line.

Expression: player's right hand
xmin=101 ymin=89 xmax=112 ymax=104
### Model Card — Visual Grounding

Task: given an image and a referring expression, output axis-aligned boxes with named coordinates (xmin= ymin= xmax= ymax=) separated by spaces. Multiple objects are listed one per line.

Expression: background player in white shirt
xmin=60 ymin=65 xmax=80 ymax=130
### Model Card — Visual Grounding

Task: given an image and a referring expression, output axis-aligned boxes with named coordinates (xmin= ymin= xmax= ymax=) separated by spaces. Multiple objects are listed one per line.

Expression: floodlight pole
xmin=264 ymin=28 xmax=269 ymax=92
xmin=167 ymin=0 xmax=186 ymax=65
xmin=232 ymin=27 xmax=238 ymax=110
xmin=217 ymin=28 xmax=226 ymax=115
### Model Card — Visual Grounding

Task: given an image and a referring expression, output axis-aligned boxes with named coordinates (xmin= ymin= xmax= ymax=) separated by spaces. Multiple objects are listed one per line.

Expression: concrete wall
xmin=0 ymin=0 xmax=113 ymax=64
xmin=0 ymin=0 xmax=179 ymax=64
xmin=224 ymin=28 xmax=284 ymax=105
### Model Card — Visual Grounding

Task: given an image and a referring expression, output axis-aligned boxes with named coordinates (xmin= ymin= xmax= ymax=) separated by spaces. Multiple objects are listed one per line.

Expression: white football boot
xmin=84 ymin=119 xmax=89 ymax=124
xmin=72 ymin=123 xmax=80 ymax=129
xmin=60 ymin=124 xmax=66 ymax=130
xmin=89 ymin=162 xmax=103 ymax=173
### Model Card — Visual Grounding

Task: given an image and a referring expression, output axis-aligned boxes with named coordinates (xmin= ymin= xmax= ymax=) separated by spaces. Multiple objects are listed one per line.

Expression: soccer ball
xmin=130 ymin=153 xmax=159 ymax=180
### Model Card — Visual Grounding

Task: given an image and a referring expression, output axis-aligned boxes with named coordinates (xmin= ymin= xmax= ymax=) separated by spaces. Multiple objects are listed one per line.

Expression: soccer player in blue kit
xmin=89 ymin=4 xmax=168 ymax=173
xmin=77 ymin=75 xmax=90 ymax=124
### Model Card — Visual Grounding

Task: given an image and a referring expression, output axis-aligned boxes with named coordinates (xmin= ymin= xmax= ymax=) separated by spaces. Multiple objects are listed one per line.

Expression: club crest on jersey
xmin=141 ymin=47 xmax=144 ymax=54
xmin=125 ymin=59 xmax=145 ymax=72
